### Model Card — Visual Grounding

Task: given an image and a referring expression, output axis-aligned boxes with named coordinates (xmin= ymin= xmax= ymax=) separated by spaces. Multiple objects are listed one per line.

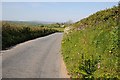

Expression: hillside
xmin=62 ymin=5 xmax=119 ymax=79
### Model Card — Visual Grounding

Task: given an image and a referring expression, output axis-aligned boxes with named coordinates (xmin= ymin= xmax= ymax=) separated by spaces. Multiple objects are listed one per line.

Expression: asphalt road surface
xmin=2 ymin=33 xmax=69 ymax=78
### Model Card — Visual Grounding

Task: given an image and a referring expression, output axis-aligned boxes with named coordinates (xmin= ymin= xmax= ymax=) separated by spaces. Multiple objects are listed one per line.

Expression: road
xmin=2 ymin=33 xmax=69 ymax=78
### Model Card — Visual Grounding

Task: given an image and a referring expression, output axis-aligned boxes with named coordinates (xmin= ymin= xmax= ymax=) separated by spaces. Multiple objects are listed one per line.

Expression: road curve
xmin=2 ymin=33 xmax=69 ymax=78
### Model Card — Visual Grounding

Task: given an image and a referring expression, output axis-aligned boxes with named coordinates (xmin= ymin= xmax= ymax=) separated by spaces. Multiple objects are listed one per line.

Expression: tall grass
xmin=62 ymin=6 xmax=119 ymax=79
xmin=2 ymin=22 xmax=58 ymax=50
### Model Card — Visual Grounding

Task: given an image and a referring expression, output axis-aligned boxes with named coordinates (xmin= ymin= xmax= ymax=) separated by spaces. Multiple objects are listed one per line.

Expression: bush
xmin=2 ymin=22 xmax=58 ymax=50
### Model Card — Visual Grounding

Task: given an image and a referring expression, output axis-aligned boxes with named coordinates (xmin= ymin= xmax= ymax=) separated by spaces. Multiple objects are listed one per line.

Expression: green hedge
xmin=2 ymin=23 xmax=58 ymax=50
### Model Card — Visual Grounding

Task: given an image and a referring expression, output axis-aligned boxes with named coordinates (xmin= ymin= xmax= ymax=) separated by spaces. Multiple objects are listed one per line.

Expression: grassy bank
xmin=62 ymin=6 xmax=119 ymax=79
xmin=2 ymin=22 xmax=59 ymax=50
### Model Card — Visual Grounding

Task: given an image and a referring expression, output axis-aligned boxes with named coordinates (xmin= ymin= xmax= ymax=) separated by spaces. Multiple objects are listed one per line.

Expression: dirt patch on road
xmin=60 ymin=54 xmax=70 ymax=78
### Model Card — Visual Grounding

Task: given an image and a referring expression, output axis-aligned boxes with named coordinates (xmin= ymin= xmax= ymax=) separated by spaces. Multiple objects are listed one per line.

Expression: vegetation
xmin=62 ymin=5 xmax=119 ymax=79
xmin=2 ymin=21 xmax=61 ymax=50
xmin=2 ymin=21 xmax=65 ymax=31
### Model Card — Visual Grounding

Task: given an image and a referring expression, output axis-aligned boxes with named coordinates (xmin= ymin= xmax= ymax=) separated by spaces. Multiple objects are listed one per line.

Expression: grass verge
xmin=62 ymin=6 xmax=119 ymax=79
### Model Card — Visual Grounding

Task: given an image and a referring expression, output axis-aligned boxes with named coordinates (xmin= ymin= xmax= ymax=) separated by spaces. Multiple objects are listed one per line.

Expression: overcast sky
xmin=2 ymin=2 xmax=118 ymax=22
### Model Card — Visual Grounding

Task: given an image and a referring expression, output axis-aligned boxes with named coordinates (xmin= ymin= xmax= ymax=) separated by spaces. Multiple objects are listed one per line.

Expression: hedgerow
xmin=2 ymin=22 xmax=58 ymax=50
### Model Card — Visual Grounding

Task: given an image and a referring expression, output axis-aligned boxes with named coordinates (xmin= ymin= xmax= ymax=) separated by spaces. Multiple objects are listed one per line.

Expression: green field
xmin=62 ymin=6 xmax=119 ymax=79
xmin=2 ymin=21 xmax=64 ymax=50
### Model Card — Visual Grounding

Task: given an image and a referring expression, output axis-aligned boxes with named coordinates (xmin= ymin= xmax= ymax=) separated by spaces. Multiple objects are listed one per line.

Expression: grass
xmin=62 ymin=6 xmax=119 ymax=79
xmin=2 ymin=22 xmax=60 ymax=50
xmin=52 ymin=27 xmax=64 ymax=32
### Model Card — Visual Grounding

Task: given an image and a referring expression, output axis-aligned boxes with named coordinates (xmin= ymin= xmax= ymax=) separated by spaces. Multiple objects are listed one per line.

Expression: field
xmin=2 ymin=21 xmax=64 ymax=50
xmin=62 ymin=6 xmax=119 ymax=79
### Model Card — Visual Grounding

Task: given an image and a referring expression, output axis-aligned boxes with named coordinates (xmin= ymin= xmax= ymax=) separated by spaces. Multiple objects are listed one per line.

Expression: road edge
xmin=60 ymin=53 xmax=70 ymax=78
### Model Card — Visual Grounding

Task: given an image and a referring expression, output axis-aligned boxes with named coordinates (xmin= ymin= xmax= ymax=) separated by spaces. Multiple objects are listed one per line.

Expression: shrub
xmin=2 ymin=22 xmax=58 ymax=50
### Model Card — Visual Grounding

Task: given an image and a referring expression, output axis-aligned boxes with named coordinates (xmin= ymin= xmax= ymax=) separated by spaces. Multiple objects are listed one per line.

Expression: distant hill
xmin=2 ymin=20 xmax=57 ymax=25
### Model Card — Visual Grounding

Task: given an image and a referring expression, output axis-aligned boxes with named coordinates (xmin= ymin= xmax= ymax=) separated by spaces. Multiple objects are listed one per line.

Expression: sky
xmin=2 ymin=2 xmax=118 ymax=22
